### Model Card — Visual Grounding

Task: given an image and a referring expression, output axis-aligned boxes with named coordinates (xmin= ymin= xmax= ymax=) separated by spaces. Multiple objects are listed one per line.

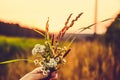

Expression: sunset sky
xmin=0 ymin=0 xmax=120 ymax=34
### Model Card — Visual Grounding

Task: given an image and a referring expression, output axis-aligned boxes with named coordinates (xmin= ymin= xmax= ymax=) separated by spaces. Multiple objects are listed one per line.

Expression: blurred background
xmin=0 ymin=0 xmax=120 ymax=80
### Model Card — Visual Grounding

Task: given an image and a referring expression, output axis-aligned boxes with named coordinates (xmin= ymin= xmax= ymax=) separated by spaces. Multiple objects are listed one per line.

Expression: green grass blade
xmin=33 ymin=29 xmax=45 ymax=37
xmin=78 ymin=18 xmax=112 ymax=32
xmin=0 ymin=59 xmax=33 ymax=64
xmin=62 ymin=34 xmax=74 ymax=47
xmin=67 ymin=36 xmax=76 ymax=48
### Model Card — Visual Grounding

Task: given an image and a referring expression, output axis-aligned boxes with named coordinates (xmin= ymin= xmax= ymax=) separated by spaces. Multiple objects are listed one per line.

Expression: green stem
xmin=0 ymin=59 xmax=33 ymax=64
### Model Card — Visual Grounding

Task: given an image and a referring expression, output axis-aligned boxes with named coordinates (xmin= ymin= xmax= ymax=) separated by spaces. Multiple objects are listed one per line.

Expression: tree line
xmin=0 ymin=21 xmax=44 ymax=38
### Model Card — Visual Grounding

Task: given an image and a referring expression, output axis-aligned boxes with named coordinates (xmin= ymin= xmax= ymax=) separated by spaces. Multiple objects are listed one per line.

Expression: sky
xmin=0 ymin=0 xmax=120 ymax=34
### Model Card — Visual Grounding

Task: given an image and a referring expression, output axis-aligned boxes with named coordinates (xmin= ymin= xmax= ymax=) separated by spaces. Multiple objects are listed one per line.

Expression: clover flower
xmin=39 ymin=65 xmax=50 ymax=75
xmin=34 ymin=59 xmax=39 ymax=65
xmin=32 ymin=44 xmax=46 ymax=55
xmin=47 ymin=58 xmax=57 ymax=68
xmin=55 ymin=57 xmax=60 ymax=63
xmin=32 ymin=42 xmax=69 ymax=76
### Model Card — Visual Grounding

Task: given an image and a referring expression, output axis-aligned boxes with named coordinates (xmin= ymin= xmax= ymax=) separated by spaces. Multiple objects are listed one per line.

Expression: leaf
xmin=101 ymin=18 xmax=112 ymax=22
xmin=46 ymin=17 xmax=49 ymax=32
xmin=33 ymin=29 xmax=45 ymax=37
xmin=0 ymin=59 xmax=33 ymax=64
xmin=57 ymin=12 xmax=83 ymax=40
xmin=78 ymin=18 xmax=112 ymax=32
xmin=65 ymin=13 xmax=73 ymax=26
xmin=67 ymin=36 xmax=76 ymax=48
xmin=62 ymin=34 xmax=74 ymax=47
xmin=45 ymin=17 xmax=50 ymax=41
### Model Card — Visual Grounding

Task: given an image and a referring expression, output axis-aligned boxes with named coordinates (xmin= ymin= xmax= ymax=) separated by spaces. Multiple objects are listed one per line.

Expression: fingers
xmin=30 ymin=67 xmax=58 ymax=80
xmin=30 ymin=67 xmax=49 ymax=80
xmin=31 ymin=73 xmax=48 ymax=80
xmin=20 ymin=67 xmax=50 ymax=80
xmin=30 ymin=67 xmax=42 ymax=74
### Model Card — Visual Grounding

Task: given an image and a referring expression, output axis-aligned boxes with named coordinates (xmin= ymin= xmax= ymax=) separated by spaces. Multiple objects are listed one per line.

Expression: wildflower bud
xmin=45 ymin=41 xmax=49 ymax=45
xmin=63 ymin=46 xmax=67 ymax=51
xmin=39 ymin=61 xmax=44 ymax=66
xmin=32 ymin=44 xmax=46 ymax=56
xmin=34 ymin=59 xmax=39 ymax=65
xmin=46 ymin=58 xmax=57 ymax=68
xmin=55 ymin=41 xmax=59 ymax=46
xmin=55 ymin=57 xmax=60 ymax=63
xmin=62 ymin=59 xmax=66 ymax=64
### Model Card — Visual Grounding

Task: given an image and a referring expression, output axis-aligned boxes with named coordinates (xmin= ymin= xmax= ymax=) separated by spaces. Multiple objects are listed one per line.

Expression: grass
xmin=0 ymin=35 xmax=44 ymax=49
xmin=0 ymin=35 xmax=114 ymax=80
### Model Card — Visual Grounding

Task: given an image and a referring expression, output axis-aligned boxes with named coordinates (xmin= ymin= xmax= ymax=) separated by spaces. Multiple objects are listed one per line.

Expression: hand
xmin=20 ymin=67 xmax=58 ymax=80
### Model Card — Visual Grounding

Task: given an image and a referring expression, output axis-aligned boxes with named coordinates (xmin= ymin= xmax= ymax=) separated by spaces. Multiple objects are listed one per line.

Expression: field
xmin=0 ymin=35 xmax=114 ymax=80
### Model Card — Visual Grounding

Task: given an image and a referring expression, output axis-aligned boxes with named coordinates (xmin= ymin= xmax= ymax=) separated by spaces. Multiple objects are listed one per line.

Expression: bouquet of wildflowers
xmin=32 ymin=13 xmax=83 ymax=78
xmin=31 ymin=13 xmax=111 ymax=79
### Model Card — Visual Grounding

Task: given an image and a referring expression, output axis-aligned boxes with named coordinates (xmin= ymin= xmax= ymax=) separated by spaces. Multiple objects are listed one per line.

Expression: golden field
xmin=0 ymin=36 xmax=115 ymax=80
